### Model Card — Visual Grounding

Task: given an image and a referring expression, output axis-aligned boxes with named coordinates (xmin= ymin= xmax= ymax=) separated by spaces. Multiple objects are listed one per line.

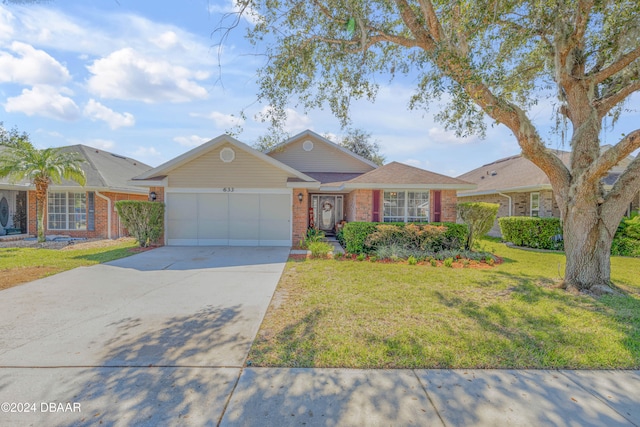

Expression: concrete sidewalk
xmin=221 ymin=368 xmax=640 ymax=426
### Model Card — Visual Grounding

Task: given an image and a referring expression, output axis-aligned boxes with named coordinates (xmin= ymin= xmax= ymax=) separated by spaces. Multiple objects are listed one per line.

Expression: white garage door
xmin=166 ymin=192 xmax=291 ymax=246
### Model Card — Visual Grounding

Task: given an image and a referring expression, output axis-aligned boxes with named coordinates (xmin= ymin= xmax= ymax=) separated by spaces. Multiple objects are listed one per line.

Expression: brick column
xmin=292 ymin=188 xmax=309 ymax=245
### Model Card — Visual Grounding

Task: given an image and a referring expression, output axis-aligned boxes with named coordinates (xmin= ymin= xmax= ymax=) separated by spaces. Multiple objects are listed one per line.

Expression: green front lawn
xmin=0 ymin=239 xmax=140 ymax=289
xmin=249 ymin=240 xmax=640 ymax=369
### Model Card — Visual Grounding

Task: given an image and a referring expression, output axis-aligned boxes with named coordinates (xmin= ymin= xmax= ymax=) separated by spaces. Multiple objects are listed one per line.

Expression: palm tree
xmin=0 ymin=126 xmax=86 ymax=242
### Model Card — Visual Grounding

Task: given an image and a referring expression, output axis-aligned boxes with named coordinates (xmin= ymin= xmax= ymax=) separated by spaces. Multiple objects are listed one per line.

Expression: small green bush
xmin=612 ymin=214 xmax=640 ymax=257
xmin=341 ymin=222 xmax=378 ymax=254
xmin=407 ymin=255 xmax=417 ymax=265
xmin=457 ymin=202 xmax=500 ymax=250
xmin=308 ymin=241 xmax=332 ymax=258
xmin=499 ymin=217 xmax=563 ymax=250
xmin=430 ymin=259 xmax=438 ymax=267
xmin=369 ymin=256 xmax=378 ymax=262
xmin=356 ymin=254 xmax=366 ymax=261
xmin=443 ymin=258 xmax=454 ymax=268
xmin=115 ymin=201 xmax=164 ymax=247
xmin=333 ymin=252 xmax=344 ymax=259
xmin=301 ymin=228 xmax=325 ymax=249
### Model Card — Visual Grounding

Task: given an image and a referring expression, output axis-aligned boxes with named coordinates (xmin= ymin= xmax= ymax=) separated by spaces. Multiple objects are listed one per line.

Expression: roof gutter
xmin=498 ymin=192 xmax=512 ymax=217
xmin=95 ymin=191 xmax=112 ymax=239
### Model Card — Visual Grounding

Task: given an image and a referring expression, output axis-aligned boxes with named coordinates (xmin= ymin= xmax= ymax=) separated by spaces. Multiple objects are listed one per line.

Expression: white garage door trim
xmin=165 ymin=188 xmax=292 ymax=247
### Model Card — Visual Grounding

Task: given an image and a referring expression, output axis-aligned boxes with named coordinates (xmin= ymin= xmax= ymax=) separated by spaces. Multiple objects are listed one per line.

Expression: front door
xmin=318 ymin=196 xmax=336 ymax=232
xmin=311 ymin=194 xmax=343 ymax=234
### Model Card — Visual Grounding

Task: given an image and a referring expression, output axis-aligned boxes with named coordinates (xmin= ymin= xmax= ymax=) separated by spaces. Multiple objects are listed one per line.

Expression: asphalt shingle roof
xmin=347 ymin=161 xmax=474 ymax=187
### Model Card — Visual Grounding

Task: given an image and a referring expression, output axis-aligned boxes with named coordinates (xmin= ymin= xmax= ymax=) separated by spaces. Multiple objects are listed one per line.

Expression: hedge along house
xmin=0 ymin=145 xmax=151 ymax=239
xmin=131 ymin=130 xmax=475 ymax=247
xmin=457 ymin=147 xmax=639 ymax=236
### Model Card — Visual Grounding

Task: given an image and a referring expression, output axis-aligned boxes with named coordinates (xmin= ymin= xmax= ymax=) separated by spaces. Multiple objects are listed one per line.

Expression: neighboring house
xmin=457 ymin=148 xmax=639 ymax=236
xmin=0 ymin=145 xmax=151 ymax=239
xmin=131 ymin=130 xmax=475 ymax=247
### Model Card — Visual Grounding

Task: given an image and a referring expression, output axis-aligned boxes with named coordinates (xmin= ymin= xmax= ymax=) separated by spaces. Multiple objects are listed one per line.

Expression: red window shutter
xmin=433 ymin=190 xmax=442 ymax=222
xmin=372 ymin=190 xmax=380 ymax=222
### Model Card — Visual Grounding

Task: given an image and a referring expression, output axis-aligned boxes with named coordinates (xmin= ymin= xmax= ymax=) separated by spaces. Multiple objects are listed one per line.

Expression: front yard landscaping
xmin=248 ymin=239 xmax=640 ymax=369
xmin=0 ymin=238 xmax=140 ymax=290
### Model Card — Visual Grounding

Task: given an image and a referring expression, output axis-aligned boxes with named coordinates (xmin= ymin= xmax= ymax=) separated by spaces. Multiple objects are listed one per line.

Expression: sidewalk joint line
xmin=558 ymin=370 xmax=639 ymax=427
xmin=412 ymin=369 xmax=447 ymax=427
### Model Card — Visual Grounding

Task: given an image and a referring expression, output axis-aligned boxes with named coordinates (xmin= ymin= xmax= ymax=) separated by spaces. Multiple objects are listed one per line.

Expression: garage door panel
xmin=259 ymin=194 xmax=290 ymax=244
xmin=198 ymin=194 xmax=228 ymax=242
xmin=167 ymin=194 xmax=197 ymax=242
xmin=167 ymin=191 xmax=291 ymax=246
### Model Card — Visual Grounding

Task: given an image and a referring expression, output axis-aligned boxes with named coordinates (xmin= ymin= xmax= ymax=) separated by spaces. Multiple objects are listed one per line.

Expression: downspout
xmin=497 ymin=193 xmax=512 ymax=217
xmin=95 ymin=191 xmax=112 ymax=239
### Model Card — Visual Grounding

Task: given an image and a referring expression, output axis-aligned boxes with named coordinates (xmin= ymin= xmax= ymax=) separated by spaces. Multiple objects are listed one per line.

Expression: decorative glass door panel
xmin=311 ymin=195 xmax=343 ymax=232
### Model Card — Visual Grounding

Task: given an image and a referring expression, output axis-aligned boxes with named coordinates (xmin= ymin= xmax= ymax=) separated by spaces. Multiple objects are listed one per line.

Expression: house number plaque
xmin=223 ymin=187 xmax=235 ymax=192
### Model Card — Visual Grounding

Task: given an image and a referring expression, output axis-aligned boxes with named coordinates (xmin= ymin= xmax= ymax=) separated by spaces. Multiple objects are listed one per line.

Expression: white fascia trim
xmin=0 ymin=183 xmax=32 ymax=190
xmin=134 ymin=134 xmax=317 ymax=184
xmin=286 ymin=182 xmax=321 ymax=189
xmin=345 ymin=183 xmax=477 ymax=190
xmin=166 ymin=187 xmax=293 ymax=194
xmin=45 ymin=186 xmax=147 ymax=195
xmin=128 ymin=178 xmax=167 ymax=187
xmin=458 ymin=184 xmax=552 ymax=198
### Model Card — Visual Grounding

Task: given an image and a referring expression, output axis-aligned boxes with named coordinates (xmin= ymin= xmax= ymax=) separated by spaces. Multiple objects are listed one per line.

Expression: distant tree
xmin=334 ymin=128 xmax=385 ymax=166
xmin=222 ymin=0 xmax=640 ymax=293
xmin=0 ymin=124 xmax=86 ymax=242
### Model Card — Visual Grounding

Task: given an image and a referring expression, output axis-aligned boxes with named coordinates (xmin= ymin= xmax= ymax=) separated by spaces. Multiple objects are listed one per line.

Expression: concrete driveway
xmin=0 ymin=246 xmax=289 ymax=426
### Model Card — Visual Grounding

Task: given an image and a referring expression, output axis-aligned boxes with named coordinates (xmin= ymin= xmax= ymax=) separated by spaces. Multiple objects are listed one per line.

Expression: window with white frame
xmin=48 ymin=192 xmax=87 ymax=230
xmin=383 ymin=190 xmax=429 ymax=222
xmin=530 ymin=192 xmax=540 ymax=217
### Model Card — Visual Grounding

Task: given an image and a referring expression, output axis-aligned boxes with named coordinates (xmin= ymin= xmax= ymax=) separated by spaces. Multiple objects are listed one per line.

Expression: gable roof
xmin=345 ymin=161 xmax=475 ymax=190
xmin=265 ymin=129 xmax=380 ymax=170
xmin=131 ymin=134 xmax=318 ymax=185
xmin=0 ymin=144 xmax=151 ymax=193
xmin=458 ymin=148 xmax=634 ymax=197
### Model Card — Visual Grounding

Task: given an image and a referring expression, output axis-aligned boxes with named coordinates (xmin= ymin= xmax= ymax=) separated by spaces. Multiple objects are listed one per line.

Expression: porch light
xmin=149 ymin=191 xmax=157 ymax=201
xmin=297 ymin=192 xmax=304 ymax=203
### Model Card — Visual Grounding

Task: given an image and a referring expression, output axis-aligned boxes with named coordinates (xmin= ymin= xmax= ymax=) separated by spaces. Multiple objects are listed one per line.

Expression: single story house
xmin=131 ymin=130 xmax=475 ymax=246
xmin=0 ymin=145 xmax=151 ymax=239
xmin=457 ymin=148 xmax=639 ymax=236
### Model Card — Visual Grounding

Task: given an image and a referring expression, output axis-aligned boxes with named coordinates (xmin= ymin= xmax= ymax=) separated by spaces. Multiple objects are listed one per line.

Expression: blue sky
xmin=1 ymin=0 xmax=638 ymax=176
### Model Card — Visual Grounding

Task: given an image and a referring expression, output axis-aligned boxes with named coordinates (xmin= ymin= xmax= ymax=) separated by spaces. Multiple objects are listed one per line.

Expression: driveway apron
xmin=0 ymin=246 xmax=288 ymax=426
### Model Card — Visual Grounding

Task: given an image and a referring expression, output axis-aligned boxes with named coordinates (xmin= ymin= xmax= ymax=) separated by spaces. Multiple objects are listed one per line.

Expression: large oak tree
xmin=224 ymin=0 xmax=640 ymax=292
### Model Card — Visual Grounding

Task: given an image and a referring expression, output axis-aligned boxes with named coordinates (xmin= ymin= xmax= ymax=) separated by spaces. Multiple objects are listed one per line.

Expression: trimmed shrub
xmin=300 ymin=228 xmax=325 ymax=249
xmin=341 ymin=222 xmax=378 ymax=254
xmin=457 ymin=202 xmax=500 ymax=249
xmin=611 ymin=214 xmax=640 ymax=257
xmin=499 ymin=217 xmax=563 ymax=250
xmin=341 ymin=221 xmax=467 ymax=254
xmin=115 ymin=201 xmax=164 ymax=247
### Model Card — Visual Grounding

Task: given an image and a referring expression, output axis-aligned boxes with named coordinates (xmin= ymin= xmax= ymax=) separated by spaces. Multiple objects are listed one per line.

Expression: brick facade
xmin=27 ymin=190 xmax=148 ymax=239
xmin=292 ymin=188 xmax=309 ymax=245
xmin=460 ymin=190 xmax=561 ymax=236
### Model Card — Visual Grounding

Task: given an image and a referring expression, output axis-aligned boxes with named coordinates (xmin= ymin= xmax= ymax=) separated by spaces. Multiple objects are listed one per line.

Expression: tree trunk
xmin=34 ymin=178 xmax=48 ymax=243
xmin=562 ymin=197 xmax=615 ymax=294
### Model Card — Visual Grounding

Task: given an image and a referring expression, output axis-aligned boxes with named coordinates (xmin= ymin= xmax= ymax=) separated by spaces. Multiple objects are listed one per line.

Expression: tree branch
xmin=602 ymin=153 xmax=640 ymax=231
xmin=583 ymin=129 xmax=640 ymax=184
xmin=416 ymin=0 xmax=442 ymax=42
xmin=394 ymin=0 xmax=435 ymax=49
xmin=596 ymin=80 xmax=640 ymax=118
xmin=591 ymin=46 xmax=640 ymax=84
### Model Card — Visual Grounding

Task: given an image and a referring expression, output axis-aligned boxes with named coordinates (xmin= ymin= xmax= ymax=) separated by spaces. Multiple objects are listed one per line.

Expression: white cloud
xmin=173 ymin=135 xmax=210 ymax=147
xmin=130 ymin=146 xmax=161 ymax=158
xmin=0 ymin=42 xmax=70 ymax=85
xmin=5 ymin=85 xmax=80 ymax=121
xmin=194 ymin=111 xmax=244 ymax=128
xmin=84 ymin=139 xmax=116 ymax=150
xmin=0 ymin=7 xmax=14 ymax=42
xmin=87 ymin=48 xmax=209 ymax=103
xmin=255 ymin=106 xmax=312 ymax=134
xmin=151 ymin=31 xmax=180 ymax=50
xmin=83 ymin=99 xmax=135 ymax=129
xmin=208 ymin=0 xmax=261 ymax=25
